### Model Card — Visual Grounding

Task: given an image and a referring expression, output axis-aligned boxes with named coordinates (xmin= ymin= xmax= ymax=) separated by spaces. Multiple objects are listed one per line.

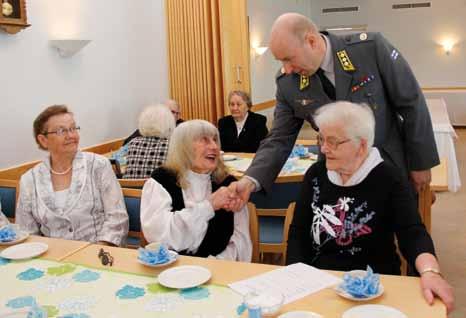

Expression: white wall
xmin=310 ymin=0 xmax=466 ymax=87
xmin=247 ymin=0 xmax=312 ymax=104
xmin=0 ymin=0 xmax=168 ymax=168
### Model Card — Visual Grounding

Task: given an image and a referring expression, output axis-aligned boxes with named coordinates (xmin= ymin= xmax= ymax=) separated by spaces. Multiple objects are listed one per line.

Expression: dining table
xmin=0 ymin=236 xmax=447 ymax=317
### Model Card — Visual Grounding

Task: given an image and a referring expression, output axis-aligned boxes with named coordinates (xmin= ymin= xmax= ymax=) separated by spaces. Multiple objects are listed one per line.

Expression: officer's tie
xmin=316 ymin=68 xmax=336 ymax=100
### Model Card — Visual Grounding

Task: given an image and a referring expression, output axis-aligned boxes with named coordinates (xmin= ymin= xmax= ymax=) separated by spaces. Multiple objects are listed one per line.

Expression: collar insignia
xmin=299 ymin=75 xmax=310 ymax=90
xmin=336 ymin=50 xmax=356 ymax=72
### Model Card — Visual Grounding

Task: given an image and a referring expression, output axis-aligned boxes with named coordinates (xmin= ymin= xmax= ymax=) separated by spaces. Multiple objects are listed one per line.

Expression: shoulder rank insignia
xmin=336 ymin=50 xmax=356 ymax=72
xmin=300 ymin=74 xmax=310 ymax=90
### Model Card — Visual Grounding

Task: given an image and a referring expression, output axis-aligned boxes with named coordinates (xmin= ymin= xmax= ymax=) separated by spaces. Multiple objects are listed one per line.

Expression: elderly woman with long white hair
xmin=16 ymin=105 xmax=129 ymax=246
xmin=287 ymin=101 xmax=454 ymax=313
xmin=123 ymin=104 xmax=176 ymax=179
xmin=141 ymin=120 xmax=252 ymax=261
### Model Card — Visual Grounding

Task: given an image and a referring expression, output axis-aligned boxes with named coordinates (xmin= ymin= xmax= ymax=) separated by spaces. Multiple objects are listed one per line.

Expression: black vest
xmin=150 ymin=167 xmax=235 ymax=257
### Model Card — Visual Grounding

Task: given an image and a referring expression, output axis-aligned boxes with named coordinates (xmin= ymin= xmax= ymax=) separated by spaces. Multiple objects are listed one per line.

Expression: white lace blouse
xmin=141 ymin=170 xmax=252 ymax=262
xmin=16 ymin=152 xmax=129 ymax=246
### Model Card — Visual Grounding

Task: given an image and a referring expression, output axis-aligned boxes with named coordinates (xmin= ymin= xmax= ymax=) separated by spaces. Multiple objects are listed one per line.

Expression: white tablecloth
xmin=426 ymin=98 xmax=461 ymax=192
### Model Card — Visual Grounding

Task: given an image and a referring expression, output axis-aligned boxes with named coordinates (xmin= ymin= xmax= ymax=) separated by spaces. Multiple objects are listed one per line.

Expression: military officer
xmin=227 ymin=13 xmax=439 ymax=207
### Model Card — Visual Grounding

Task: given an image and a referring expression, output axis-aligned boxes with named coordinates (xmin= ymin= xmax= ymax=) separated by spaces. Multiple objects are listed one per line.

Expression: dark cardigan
xmin=150 ymin=167 xmax=235 ymax=257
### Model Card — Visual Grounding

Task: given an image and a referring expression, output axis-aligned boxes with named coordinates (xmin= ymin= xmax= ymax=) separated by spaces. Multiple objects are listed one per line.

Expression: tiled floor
xmin=432 ymin=128 xmax=466 ymax=318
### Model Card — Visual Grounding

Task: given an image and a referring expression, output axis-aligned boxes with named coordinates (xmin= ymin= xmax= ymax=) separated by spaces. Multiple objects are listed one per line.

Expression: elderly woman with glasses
xmin=141 ymin=120 xmax=252 ymax=261
xmin=16 ymin=105 xmax=129 ymax=246
xmin=287 ymin=101 xmax=454 ymax=312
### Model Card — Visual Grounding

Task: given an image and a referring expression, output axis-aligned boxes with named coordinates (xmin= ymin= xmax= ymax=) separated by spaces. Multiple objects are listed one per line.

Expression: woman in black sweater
xmin=218 ymin=91 xmax=268 ymax=153
xmin=287 ymin=101 xmax=454 ymax=313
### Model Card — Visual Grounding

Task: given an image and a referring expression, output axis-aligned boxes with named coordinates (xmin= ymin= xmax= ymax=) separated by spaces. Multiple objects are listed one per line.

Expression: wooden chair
xmin=247 ymin=202 xmax=260 ymax=263
xmin=0 ymin=179 xmax=20 ymax=222
xmin=122 ymin=188 xmax=146 ymax=248
xmin=118 ymin=178 xmax=147 ymax=189
xmin=249 ymin=202 xmax=296 ymax=265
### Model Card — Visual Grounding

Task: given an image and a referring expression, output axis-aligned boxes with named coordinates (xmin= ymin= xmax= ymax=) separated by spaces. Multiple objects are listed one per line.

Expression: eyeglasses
xmin=316 ymin=134 xmax=351 ymax=150
xmin=43 ymin=126 xmax=80 ymax=136
xmin=98 ymin=248 xmax=114 ymax=266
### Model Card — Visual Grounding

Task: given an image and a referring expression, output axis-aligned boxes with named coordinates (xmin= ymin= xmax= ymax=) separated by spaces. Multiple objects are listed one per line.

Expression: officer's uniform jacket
xmin=246 ymin=32 xmax=439 ymax=192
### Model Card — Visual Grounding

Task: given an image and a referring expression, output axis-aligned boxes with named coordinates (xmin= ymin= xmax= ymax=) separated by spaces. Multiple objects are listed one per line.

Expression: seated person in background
xmin=286 ymin=102 xmax=454 ymax=312
xmin=0 ymin=202 xmax=9 ymax=227
xmin=218 ymin=90 xmax=268 ymax=153
xmin=141 ymin=120 xmax=252 ymax=261
xmin=123 ymin=99 xmax=184 ymax=146
xmin=166 ymin=99 xmax=184 ymax=126
xmin=16 ymin=105 xmax=129 ymax=246
xmin=123 ymin=104 xmax=175 ymax=179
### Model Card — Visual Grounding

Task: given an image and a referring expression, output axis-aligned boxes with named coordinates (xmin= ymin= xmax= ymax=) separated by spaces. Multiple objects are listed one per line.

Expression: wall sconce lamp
xmin=49 ymin=39 xmax=91 ymax=57
xmin=252 ymin=46 xmax=268 ymax=59
xmin=441 ymin=40 xmax=454 ymax=55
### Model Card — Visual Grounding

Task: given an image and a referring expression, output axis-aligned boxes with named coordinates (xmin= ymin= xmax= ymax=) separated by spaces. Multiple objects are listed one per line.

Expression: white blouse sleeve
xmin=141 ymin=178 xmax=215 ymax=252
xmin=15 ymin=174 xmax=41 ymax=235
xmin=214 ymin=205 xmax=252 ymax=262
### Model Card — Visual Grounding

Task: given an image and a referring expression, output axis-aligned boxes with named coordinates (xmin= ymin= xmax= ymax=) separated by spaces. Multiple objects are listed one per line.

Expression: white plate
xmin=138 ymin=250 xmax=179 ymax=268
xmin=222 ymin=154 xmax=237 ymax=161
xmin=0 ymin=242 xmax=48 ymax=260
xmin=158 ymin=265 xmax=211 ymax=289
xmin=342 ymin=304 xmax=407 ymax=318
xmin=278 ymin=311 xmax=323 ymax=318
xmin=335 ymin=270 xmax=384 ymax=301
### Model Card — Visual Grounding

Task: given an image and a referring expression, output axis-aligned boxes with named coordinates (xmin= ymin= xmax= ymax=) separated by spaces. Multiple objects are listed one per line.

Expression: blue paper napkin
xmin=138 ymin=245 xmax=171 ymax=265
xmin=0 ymin=225 xmax=17 ymax=242
xmin=339 ymin=265 xmax=380 ymax=298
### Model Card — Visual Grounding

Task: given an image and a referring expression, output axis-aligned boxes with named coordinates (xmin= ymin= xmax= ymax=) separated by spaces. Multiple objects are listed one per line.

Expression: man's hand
xmin=226 ymin=178 xmax=256 ymax=211
xmin=410 ymin=169 xmax=432 ymax=193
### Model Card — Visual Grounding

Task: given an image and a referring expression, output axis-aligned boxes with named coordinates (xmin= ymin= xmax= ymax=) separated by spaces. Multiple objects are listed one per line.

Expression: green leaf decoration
xmin=146 ymin=283 xmax=171 ymax=294
xmin=42 ymin=305 xmax=59 ymax=317
xmin=47 ymin=264 xmax=76 ymax=276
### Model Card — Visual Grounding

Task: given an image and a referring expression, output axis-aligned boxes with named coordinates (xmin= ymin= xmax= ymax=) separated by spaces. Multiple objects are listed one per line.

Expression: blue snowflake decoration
xmin=17 ymin=268 xmax=45 ymax=281
xmin=116 ymin=285 xmax=145 ymax=299
xmin=27 ymin=306 xmax=48 ymax=318
xmin=180 ymin=287 xmax=210 ymax=300
xmin=72 ymin=270 xmax=100 ymax=283
xmin=6 ymin=296 xmax=37 ymax=309
xmin=0 ymin=256 xmax=10 ymax=266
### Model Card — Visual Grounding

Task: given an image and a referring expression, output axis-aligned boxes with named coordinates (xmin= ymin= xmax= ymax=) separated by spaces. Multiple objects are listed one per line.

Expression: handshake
xmin=209 ymin=178 xmax=256 ymax=212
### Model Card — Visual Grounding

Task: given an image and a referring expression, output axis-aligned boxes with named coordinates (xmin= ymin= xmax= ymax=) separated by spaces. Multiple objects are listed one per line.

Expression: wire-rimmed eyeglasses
xmin=98 ymin=248 xmax=114 ymax=266
xmin=43 ymin=126 xmax=80 ymax=136
xmin=316 ymin=134 xmax=351 ymax=150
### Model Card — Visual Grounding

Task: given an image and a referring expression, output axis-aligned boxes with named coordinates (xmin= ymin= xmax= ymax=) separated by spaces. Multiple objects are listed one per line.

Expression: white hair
xmin=164 ymin=119 xmax=228 ymax=188
xmin=314 ymin=101 xmax=375 ymax=148
xmin=138 ymin=104 xmax=175 ymax=138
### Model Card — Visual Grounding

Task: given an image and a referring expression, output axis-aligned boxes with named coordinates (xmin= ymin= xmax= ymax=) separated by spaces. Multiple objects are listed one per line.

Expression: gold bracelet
xmin=419 ymin=267 xmax=442 ymax=277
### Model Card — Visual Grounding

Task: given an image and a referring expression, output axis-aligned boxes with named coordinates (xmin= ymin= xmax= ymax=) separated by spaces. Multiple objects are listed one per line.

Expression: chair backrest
xmin=0 ymin=179 xmax=19 ymax=221
xmin=250 ymin=202 xmax=296 ymax=265
xmin=247 ymin=202 xmax=260 ymax=263
xmin=109 ymin=159 xmax=123 ymax=179
xmin=118 ymin=178 xmax=147 ymax=189
xmin=122 ymin=188 xmax=143 ymax=248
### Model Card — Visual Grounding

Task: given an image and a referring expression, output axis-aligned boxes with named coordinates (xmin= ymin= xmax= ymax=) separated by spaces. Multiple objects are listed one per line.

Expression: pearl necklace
xmin=50 ymin=166 xmax=72 ymax=175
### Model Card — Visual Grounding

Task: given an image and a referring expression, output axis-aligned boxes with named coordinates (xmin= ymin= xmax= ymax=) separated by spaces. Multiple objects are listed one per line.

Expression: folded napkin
xmin=291 ymin=145 xmax=309 ymax=158
xmin=138 ymin=245 xmax=171 ymax=265
xmin=0 ymin=225 xmax=17 ymax=242
xmin=339 ymin=266 xmax=380 ymax=298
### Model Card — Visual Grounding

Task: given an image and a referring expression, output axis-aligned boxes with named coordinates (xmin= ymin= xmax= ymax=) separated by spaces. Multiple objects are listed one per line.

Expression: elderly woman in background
xmin=218 ymin=90 xmax=268 ymax=153
xmin=286 ymin=101 xmax=454 ymax=312
xmin=123 ymin=99 xmax=183 ymax=146
xmin=141 ymin=120 xmax=252 ymax=261
xmin=16 ymin=105 xmax=129 ymax=246
xmin=123 ymin=104 xmax=175 ymax=179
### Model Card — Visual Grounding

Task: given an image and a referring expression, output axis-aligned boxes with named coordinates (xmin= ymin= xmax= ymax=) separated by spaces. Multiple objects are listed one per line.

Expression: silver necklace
xmin=50 ymin=166 xmax=72 ymax=175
